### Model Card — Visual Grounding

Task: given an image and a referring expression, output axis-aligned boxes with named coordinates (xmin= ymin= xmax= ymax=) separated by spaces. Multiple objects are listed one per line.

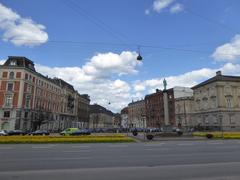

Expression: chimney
xmin=216 ymin=71 xmax=222 ymax=76
xmin=156 ymin=89 xmax=159 ymax=92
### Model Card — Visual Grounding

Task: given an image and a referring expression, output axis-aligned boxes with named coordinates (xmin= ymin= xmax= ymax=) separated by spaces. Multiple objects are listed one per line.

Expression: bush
xmin=146 ymin=134 xmax=154 ymax=140
xmin=177 ymin=131 xmax=183 ymax=136
xmin=206 ymin=134 xmax=213 ymax=139
xmin=132 ymin=131 xmax=138 ymax=136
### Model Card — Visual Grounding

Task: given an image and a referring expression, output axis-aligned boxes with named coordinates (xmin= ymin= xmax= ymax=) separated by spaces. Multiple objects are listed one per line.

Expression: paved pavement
xmin=1 ymin=140 xmax=240 ymax=179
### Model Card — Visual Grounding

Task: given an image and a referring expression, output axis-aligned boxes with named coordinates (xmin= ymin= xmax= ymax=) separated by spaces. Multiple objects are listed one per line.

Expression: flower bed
xmin=0 ymin=135 xmax=135 ymax=144
xmin=193 ymin=132 xmax=240 ymax=139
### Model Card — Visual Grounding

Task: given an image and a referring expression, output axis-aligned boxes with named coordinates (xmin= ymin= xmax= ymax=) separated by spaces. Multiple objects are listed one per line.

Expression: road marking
xmin=0 ymin=147 xmax=13 ymax=150
xmin=62 ymin=150 xmax=91 ymax=153
xmin=71 ymin=145 xmax=91 ymax=148
xmin=178 ymin=143 xmax=194 ymax=146
xmin=109 ymin=145 xmax=128 ymax=148
xmin=144 ymin=143 xmax=165 ymax=147
xmin=32 ymin=146 xmax=52 ymax=149
xmin=207 ymin=142 xmax=224 ymax=145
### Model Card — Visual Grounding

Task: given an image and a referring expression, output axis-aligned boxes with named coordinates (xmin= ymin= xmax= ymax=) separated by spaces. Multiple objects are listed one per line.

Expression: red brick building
xmin=145 ymin=89 xmax=176 ymax=128
xmin=0 ymin=56 xmax=90 ymax=131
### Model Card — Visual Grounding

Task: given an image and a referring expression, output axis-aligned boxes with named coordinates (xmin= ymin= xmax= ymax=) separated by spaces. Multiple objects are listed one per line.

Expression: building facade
xmin=175 ymin=96 xmax=194 ymax=128
xmin=191 ymin=71 xmax=240 ymax=131
xmin=120 ymin=107 xmax=128 ymax=128
xmin=128 ymin=100 xmax=146 ymax=128
xmin=0 ymin=56 xmax=90 ymax=131
xmin=89 ymin=104 xmax=114 ymax=128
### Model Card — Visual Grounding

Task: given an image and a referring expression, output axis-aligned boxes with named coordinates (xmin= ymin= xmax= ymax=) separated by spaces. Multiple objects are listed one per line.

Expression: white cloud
xmin=133 ymin=63 xmax=240 ymax=95
xmin=0 ymin=3 xmax=48 ymax=46
xmin=153 ymin=0 xmax=174 ymax=13
xmin=0 ymin=59 xmax=5 ymax=65
xmin=212 ymin=34 xmax=240 ymax=62
xmin=146 ymin=0 xmax=184 ymax=15
xmin=35 ymin=51 xmax=240 ymax=112
xmin=170 ymin=3 xmax=184 ymax=14
xmin=36 ymin=51 xmax=139 ymax=112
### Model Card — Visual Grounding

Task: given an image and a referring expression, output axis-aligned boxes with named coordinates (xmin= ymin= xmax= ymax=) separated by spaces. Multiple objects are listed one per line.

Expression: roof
xmin=192 ymin=73 xmax=240 ymax=89
xmin=2 ymin=56 xmax=36 ymax=72
xmin=90 ymin=104 xmax=113 ymax=116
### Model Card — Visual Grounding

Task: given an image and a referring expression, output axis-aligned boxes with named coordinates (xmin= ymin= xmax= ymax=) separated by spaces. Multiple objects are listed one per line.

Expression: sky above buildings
xmin=0 ymin=0 xmax=240 ymax=112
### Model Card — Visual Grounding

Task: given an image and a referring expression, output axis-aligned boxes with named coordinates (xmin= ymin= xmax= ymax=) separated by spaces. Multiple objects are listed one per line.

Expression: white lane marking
xmin=32 ymin=146 xmax=52 ymax=149
xmin=109 ymin=144 xmax=128 ymax=148
xmin=207 ymin=142 xmax=223 ymax=145
xmin=178 ymin=143 xmax=194 ymax=146
xmin=0 ymin=147 xmax=13 ymax=150
xmin=62 ymin=150 xmax=91 ymax=153
xmin=71 ymin=145 xmax=91 ymax=148
xmin=144 ymin=143 xmax=165 ymax=147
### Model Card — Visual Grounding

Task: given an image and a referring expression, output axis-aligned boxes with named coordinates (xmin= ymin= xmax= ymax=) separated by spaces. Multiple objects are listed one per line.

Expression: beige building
xmin=128 ymin=100 xmax=146 ymax=128
xmin=89 ymin=104 xmax=114 ymax=128
xmin=191 ymin=71 xmax=240 ymax=131
xmin=175 ymin=97 xmax=194 ymax=128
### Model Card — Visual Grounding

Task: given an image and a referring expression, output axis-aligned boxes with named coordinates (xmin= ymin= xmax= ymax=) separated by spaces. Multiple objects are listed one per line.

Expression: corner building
xmin=0 ymin=56 xmax=90 ymax=131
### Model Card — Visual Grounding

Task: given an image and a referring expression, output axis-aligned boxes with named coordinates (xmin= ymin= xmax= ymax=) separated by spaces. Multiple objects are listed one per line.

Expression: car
xmin=31 ymin=130 xmax=50 ymax=136
xmin=70 ymin=129 xmax=91 ymax=136
xmin=0 ymin=130 xmax=8 ymax=136
xmin=7 ymin=130 xmax=27 ymax=136
xmin=60 ymin=128 xmax=79 ymax=135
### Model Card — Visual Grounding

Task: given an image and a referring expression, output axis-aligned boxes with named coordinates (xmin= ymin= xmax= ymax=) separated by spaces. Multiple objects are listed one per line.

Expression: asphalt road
xmin=1 ymin=140 xmax=240 ymax=180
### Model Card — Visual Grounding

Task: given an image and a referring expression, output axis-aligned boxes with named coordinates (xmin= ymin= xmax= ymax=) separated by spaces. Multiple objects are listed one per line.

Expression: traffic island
xmin=0 ymin=135 xmax=135 ymax=144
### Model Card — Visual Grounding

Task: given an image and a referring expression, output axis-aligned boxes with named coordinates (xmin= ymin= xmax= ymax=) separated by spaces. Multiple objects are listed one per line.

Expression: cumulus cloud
xmin=153 ymin=0 xmax=174 ymax=13
xmin=36 ymin=49 xmax=240 ymax=112
xmin=170 ymin=3 xmax=184 ymax=14
xmin=146 ymin=0 xmax=183 ymax=15
xmin=0 ymin=3 xmax=48 ymax=46
xmin=0 ymin=59 xmax=6 ymax=65
xmin=133 ymin=63 xmax=240 ymax=95
xmin=36 ymin=51 xmax=139 ymax=112
xmin=212 ymin=34 xmax=240 ymax=62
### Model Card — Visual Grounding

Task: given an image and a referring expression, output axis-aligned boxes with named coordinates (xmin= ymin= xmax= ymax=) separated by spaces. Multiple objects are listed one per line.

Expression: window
xmin=226 ymin=96 xmax=233 ymax=108
xmin=25 ymin=73 xmax=28 ymax=80
xmin=24 ymin=112 xmax=28 ymax=118
xmin=229 ymin=115 xmax=235 ymax=124
xmin=5 ymin=95 xmax=12 ymax=107
xmin=3 ymin=111 xmax=10 ymax=118
xmin=9 ymin=72 xmax=14 ymax=79
xmin=26 ymin=85 xmax=31 ymax=93
xmin=2 ymin=72 xmax=8 ymax=78
xmin=10 ymin=60 xmax=16 ymax=66
xmin=25 ymin=95 xmax=31 ymax=108
xmin=7 ymin=83 xmax=13 ymax=91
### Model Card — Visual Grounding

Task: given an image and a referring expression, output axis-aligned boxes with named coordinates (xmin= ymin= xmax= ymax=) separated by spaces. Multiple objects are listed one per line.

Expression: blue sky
xmin=1 ymin=0 xmax=240 ymax=112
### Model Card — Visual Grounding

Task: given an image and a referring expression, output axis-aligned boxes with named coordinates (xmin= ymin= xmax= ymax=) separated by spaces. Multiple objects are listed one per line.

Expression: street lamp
xmin=136 ymin=46 xmax=143 ymax=61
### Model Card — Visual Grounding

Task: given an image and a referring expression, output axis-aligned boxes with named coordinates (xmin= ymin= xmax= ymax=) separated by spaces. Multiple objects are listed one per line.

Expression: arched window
xmin=9 ymin=72 xmax=14 ymax=79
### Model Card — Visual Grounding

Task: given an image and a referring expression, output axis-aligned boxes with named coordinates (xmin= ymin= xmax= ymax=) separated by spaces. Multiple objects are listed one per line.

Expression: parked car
xmin=0 ymin=130 xmax=8 ymax=136
xmin=7 ymin=130 xmax=27 ymax=136
xmin=60 ymin=128 xmax=79 ymax=135
xmin=70 ymin=129 xmax=91 ymax=136
xmin=30 ymin=130 xmax=50 ymax=136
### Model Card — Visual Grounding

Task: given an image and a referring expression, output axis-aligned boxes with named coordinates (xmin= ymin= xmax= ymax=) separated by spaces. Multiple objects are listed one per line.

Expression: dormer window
xmin=10 ymin=60 xmax=16 ymax=66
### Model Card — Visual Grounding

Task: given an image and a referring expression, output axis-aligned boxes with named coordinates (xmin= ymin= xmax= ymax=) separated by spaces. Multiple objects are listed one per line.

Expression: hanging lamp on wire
xmin=136 ymin=46 xmax=143 ymax=61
